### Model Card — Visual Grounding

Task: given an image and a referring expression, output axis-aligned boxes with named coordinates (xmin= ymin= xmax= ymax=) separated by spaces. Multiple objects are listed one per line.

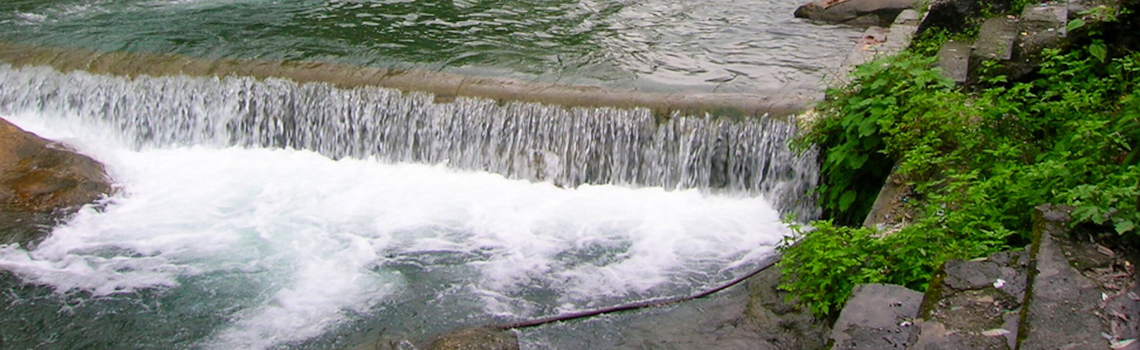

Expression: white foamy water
xmin=0 ymin=112 xmax=790 ymax=349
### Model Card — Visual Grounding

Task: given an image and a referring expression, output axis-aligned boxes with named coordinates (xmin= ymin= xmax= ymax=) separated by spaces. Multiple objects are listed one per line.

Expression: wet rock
xmin=0 ymin=117 xmax=112 ymax=247
xmin=427 ymin=327 xmax=518 ymax=350
xmin=829 ymin=283 xmax=923 ymax=349
xmin=614 ymin=266 xmax=828 ymax=350
xmin=744 ymin=267 xmax=831 ymax=350
xmin=794 ymin=0 xmax=917 ymax=26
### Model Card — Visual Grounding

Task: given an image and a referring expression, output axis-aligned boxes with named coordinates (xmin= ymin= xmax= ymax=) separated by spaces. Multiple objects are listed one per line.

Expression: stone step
xmin=972 ymin=17 xmax=1018 ymax=62
xmin=829 ymin=283 xmax=924 ymax=349
xmin=967 ymin=16 xmax=1018 ymax=83
xmin=1017 ymin=2 xmax=1068 ymax=54
xmin=1003 ymin=3 xmax=1069 ymax=78
xmin=935 ymin=40 xmax=972 ymax=84
xmin=911 ymin=250 xmax=1030 ymax=349
xmin=1019 ymin=205 xmax=1112 ymax=349
xmin=833 ymin=200 xmax=1139 ymax=349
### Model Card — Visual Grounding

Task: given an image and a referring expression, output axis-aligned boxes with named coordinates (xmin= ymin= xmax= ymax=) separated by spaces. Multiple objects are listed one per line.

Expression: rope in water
xmin=496 ymin=254 xmax=781 ymax=330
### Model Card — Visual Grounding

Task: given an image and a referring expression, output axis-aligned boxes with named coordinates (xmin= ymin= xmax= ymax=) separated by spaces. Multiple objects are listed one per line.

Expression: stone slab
xmin=830 ymin=284 xmax=923 ymax=349
xmin=1017 ymin=3 xmax=1068 ymax=56
xmin=973 ymin=17 xmax=1018 ymax=61
xmin=1020 ymin=205 xmax=1110 ymax=350
xmin=913 ymin=250 xmax=1029 ymax=349
xmin=893 ymin=8 xmax=923 ymax=26
xmin=935 ymin=40 xmax=972 ymax=84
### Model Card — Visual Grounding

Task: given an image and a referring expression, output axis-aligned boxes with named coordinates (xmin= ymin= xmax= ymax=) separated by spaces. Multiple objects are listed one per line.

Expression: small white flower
xmin=993 ymin=278 xmax=1006 ymax=289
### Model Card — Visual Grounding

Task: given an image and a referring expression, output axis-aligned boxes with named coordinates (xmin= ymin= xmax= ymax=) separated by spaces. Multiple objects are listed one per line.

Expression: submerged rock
xmin=427 ymin=327 xmax=518 ymax=350
xmin=0 ymin=117 xmax=112 ymax=247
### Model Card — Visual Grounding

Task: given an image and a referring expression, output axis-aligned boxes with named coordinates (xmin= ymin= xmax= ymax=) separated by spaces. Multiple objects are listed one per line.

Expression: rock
xmin=913 ymin=250 xmax=1030 ymax=349
xmin=883 ymin=9 xmax=924 ymax=52
xmin=935 ymin=40 xmax=972 ymax=84
xmin=1020 ymin=205 xmax=1111 ymax=349
xmin=967 ymin=17 xmax=1019 ymax=83
xmin=830 ymin=283 xmax=923 ymax=349
xmin=427 ymin=327 xmax=518 ymax=350
xmin=0 ymin=117 xmax=112 ymax=247
xmin=862 ymin=168 xmax=913 ymax=231
xmin=999 ymin=3 xmax=1071 ymax=80
xmin=613 ymin=265 xmax=828 ymax=350
xmin=743 ymin=267 xmax=831 ymax=350
xmin=918 ymin=0 xmax=1013 ymax=34
xmin=973 ymin=17 xmax=1019 ymax=61
xmin=794 ymin=0 xmax=918 ymax=26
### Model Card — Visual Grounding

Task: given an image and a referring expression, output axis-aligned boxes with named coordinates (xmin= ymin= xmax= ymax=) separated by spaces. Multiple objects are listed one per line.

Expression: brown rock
xmin=427 ymin=327 xmax=518 ymax=350
xmin=0 ymin=117 xmax=112 ymax=247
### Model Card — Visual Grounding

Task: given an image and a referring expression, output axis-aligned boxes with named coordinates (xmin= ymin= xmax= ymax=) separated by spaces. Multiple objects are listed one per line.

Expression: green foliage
xmin=786 ymin=32 xmax=1140 ymax=317
xmin=776 ymin=222 xmax=886 ymax=316
xmin=777 ymin=217 xmax=1006 ymax=317
xmin=798 ymin=53 xmax=954 ymax=224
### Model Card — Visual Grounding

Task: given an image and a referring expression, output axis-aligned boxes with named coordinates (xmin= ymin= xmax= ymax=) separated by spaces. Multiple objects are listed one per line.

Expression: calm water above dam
xmin=1 ymin=0 xmax=859 ymax=95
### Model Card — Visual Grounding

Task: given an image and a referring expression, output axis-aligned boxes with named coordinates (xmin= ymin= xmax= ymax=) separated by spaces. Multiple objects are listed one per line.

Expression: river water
xmin=0 ymin=62 xmax=817 ymax=349
xmin=0 ymin=0 xmax=849 ymax=348
xmin=0 ymin=0 xmax=859 ymax=95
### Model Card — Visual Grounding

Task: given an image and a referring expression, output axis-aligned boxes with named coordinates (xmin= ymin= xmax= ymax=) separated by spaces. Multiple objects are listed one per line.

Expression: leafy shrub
xmin=785 ymin=42 xmax=1140 ymax=317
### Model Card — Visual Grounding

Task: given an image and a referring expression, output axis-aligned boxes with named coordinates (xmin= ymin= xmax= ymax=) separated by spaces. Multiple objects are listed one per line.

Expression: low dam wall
xmin=0 ymin=42 xmax=813 ymax=119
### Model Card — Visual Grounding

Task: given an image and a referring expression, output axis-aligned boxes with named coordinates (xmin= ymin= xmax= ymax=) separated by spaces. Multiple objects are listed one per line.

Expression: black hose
xmin=496 ymin=254 xmax=781 ymax=330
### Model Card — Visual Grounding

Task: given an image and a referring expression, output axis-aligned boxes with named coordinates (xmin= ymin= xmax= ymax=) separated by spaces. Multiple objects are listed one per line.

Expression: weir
xmin=0 ymin=42 xmax=813 ymax=119
xmin=0 ymin=62 xmax=820 ymax=218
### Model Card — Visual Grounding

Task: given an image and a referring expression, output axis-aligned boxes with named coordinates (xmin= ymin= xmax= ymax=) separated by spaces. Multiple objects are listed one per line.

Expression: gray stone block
xmin=973 ymin=17 xmax=1018 ymax=61
xmin=914 ymin=249 xmax=1029 ymax=350
xmin=893 ymin=9 xmax=923 ymax=26
xmin=935 ymin=40 xmax=972 ymax=84
xmin=1020 ymin=205 xmax=1111 ymax=350
xmin=1018 ymin=4 xmax=1068 ymax=55
xmin=831 ymin=284 xmax=923 ymax=349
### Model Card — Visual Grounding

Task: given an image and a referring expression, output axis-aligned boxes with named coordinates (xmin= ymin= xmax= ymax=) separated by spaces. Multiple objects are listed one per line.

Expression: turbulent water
xmin=0 ymin=64 xmax=820 ymax=216
xmin=0 ymin=0 xmax=860 ymax=95
xmin=0 ymin=64 xmax=817 ymax=349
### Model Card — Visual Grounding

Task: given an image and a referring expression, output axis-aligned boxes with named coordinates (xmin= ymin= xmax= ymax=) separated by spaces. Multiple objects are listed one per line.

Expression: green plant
xmin=777 ymin=221 xmax=887 ymax=316
xmin=784 ymin=22 xmax=1140 ymax=317
xmin=798 ymin=53 xmax=954 ymax=225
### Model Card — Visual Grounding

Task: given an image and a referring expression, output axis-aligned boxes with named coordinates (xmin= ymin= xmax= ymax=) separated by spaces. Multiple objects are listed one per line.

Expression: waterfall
xmin=0 ymin=64 xmax=819 ymax=219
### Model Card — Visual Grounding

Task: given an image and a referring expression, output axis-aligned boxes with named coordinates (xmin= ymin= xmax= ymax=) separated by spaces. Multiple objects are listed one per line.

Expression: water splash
xmin=0 ymin=63 xmax=818 ymax=218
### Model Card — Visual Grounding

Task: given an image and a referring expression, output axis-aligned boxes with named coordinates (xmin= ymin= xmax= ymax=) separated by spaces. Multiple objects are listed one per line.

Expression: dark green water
xmin=0 ymin=0 xmax=860 ymax=94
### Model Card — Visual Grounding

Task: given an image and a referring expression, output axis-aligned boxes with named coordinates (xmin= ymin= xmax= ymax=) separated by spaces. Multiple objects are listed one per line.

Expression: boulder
xmin=794 ymin=0 xmax=918 ymax=26
xmin=0 ymin=117 xmax=112 ymax=247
